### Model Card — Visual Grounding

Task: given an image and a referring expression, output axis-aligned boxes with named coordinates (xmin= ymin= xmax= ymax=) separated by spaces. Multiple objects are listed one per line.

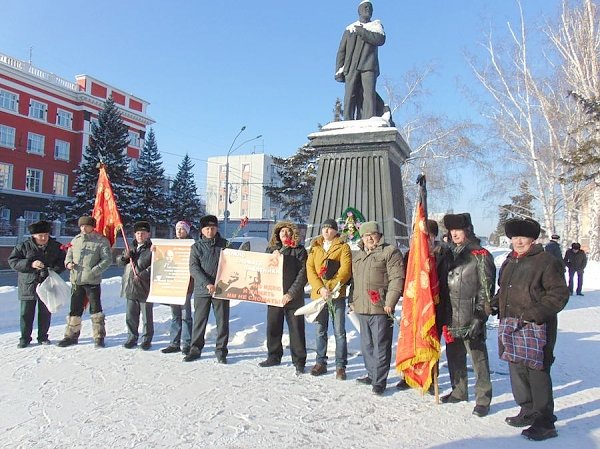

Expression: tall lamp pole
xmin=223 ymin=127 xmax=262 ymax=237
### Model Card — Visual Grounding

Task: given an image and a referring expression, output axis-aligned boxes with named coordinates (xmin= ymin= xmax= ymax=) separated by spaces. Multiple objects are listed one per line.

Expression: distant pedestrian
xmin=8 ymin=220 xmax=66 ymax=348
xmin=564 ymin=242 xmax=587 ymax=296
xmin=119 ymin=221 xmax=154 ymax=350
xmin=544 ymin=235 xmax=564 ymax=269
xmin=58 ymin=216 xmax=112 ymax=348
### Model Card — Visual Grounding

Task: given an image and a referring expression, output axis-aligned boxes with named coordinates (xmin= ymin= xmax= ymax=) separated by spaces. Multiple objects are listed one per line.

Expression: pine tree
xmin=264 ymin=145 xmax=319 ymax=223
xmin=67 ymin=96 xmax=134 ymax=224
xmin=130 ymin=128 xmax=169 ymax=224
xmin=495 ymin=180 xmax=536 ymax=236
xmin=43 ymin=196 xmax=66 ymax=222
xmin=169 ymin=154 xmax=204 ymax=224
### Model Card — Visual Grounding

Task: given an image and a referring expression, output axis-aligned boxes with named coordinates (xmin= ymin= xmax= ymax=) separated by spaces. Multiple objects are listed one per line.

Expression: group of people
xmin=544 ymin=234 xmax=588 ymax=296
xmin=9 ymin=211 xmax=571 ymax=442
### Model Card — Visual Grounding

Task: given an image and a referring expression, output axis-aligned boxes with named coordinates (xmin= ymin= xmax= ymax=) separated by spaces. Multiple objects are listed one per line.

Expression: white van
xmin=228 ymin=237 xmax=269 ymax=253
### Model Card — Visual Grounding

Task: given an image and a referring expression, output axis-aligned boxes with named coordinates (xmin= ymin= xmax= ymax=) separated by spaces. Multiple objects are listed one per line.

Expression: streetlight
xmin=223 ymin=128 xmax=262 ymax=237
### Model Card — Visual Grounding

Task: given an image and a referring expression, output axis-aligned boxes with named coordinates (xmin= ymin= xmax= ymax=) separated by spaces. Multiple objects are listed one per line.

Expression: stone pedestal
xmin=307 ymin=120 xmax=410 ymax=247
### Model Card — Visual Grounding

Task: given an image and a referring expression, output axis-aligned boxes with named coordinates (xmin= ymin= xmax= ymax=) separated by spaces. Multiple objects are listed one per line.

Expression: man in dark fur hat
xmin=185 ymin=215 xmax=230 ymax=363
xmin=440 ymin=213 xmax=495 ymax=417
xmin=8 ymin=221 xmax=66 ymax=348
xmin=492 ymin=218 xmax=568 ymax=441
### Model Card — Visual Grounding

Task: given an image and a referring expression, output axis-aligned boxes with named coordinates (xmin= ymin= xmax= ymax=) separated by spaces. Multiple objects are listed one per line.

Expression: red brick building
xmin=0 ymin=51 xmax=154 ymax=233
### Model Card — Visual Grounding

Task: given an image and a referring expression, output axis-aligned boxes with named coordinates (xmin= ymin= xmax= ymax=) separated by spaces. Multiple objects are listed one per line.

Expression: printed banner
xmin=147 ymin=238 xmax=195 ymax=305
xmin=214 ymin=249 xmax=285 ymax=307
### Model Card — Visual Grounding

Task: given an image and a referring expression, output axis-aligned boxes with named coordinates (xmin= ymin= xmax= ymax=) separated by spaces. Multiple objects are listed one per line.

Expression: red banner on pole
xmin=395 ymin=200 xmax=441 ymax=391
xmin=92 ymin=164 xmax=123 ymax=247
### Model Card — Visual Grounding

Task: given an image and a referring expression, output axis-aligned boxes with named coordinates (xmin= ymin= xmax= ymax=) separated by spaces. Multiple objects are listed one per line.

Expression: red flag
xmin=395 ymin=198 xmax=441 ymax=391
xmin=92 ymin=164 xmax=123 ymax=247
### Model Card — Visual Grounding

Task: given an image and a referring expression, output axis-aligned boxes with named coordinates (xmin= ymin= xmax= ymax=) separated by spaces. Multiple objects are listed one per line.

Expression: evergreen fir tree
xmin=169 ymin=154 xmax=205 ymax=224
xmin=494 ymin=180 xmax=536 ymax=236
xmin=130 ymin=128 xmax=169 ymax=224
xmin=264 ymin=145 xmax=319 ymax=223
xmin=67 ymin=96 xmax=134 ymax=224
xmin=43 ymin=196 xmax=66 ymax=222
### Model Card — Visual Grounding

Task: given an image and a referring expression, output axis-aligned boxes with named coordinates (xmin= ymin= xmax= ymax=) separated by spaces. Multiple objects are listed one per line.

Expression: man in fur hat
xmin=350 ymin=221 xmax=404 ymax=395
xmin=8 ymin=220 xmax=66 ymax=348
xmin=119 ymin=221 xmax=154 ymax=350
xmin=492 ymin=218 xmax=568 ymax=441
xmin=564 ymin=242 xmax=587 ymax=296
xmin=259 ymin=220 xmax=308 ymax=375
xmin=58 ymin=216 xmax=112 ymax=348
xmin=441 ymin=213 xmax=495 ymax=417
xmin=185 ymin=215 xmax=230 ymax=363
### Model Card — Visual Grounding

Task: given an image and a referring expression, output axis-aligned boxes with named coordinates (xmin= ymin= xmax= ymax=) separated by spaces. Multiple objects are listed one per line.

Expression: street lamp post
xmin=223 ymin=127 xmax=262 ymax=237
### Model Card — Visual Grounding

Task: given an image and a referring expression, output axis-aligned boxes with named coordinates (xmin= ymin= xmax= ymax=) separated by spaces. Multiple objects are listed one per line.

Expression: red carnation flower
xmin=59 ymin=243 xmax=72 ymax=252
xmin=318 ymin=266 xmax=327 ymax=278
xmin=282 ymin=238 xmax=296 ymax=248
xmin=240 ymin=216 xmax=249 ymax=228
xmin=368 ymin=289 xmax=381 ymax=305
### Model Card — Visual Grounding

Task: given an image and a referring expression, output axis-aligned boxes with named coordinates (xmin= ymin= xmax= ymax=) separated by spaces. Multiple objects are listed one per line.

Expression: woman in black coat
xmin=258 ymin=221 xmax=308 ymax=374
xmin=8 ymin=221 xmax=66 ymax=348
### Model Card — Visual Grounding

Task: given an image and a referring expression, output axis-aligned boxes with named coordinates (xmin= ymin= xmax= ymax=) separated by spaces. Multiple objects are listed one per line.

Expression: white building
xmin=206 ymin=153 xmax=281 ymax=223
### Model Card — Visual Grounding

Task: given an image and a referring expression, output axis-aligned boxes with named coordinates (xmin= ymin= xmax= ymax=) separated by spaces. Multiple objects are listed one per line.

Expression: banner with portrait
xmin=213 ymin=249 xmax=285 ymax=307
xmin=148 ymin=238 xmax=195 ymax=305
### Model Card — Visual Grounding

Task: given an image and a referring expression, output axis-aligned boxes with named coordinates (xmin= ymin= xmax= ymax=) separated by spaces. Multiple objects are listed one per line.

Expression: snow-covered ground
xmin=1 ymin=249 xmax=599 ymax=448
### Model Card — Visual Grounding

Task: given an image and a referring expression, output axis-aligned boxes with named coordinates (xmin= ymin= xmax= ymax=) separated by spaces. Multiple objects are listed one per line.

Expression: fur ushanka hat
xmin=134 ymin=221 xmax=151 ymax=232
xmin=200 ymin=215 xmax=219 ymax=229
xmin=78 ymin=216 xmax=96 ymax=227
xmin=504 ymin=218 xmax=541 ymax=239
xmin=442 ymin=213 xmax=472 ymax=231
xmin=28 ymin=220 xmax=51 ymax=235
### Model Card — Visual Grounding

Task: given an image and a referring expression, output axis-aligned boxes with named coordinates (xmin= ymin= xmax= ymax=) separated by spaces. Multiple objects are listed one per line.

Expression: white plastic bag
xmin=294 ymin=298 xmax=326 ymax=323
xmin=36 ymin=271 xmax=71 ymax=313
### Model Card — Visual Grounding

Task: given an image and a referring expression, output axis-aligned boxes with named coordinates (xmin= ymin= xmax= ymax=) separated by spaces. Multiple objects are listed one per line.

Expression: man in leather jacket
xmin=441 ymin=213 xmax=495 ymax=418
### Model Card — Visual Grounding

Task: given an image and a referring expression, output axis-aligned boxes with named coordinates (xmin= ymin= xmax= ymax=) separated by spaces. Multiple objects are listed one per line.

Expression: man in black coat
xmin=441 ymin=213 xmax=495 ymax=418
xmin=492 ymin=218 xmax=568 ymax=441
xmin=544 ymin=234 xmax=564 ymax=268
xmin=184 ymin=215 xmax=229 ymax=363
xmin=8 ymin=221 xmax=66 ymax=348
xmin=119 ymin=221 xmax=154 ymax=350
xmin=564 ymin=242 xmax=587 ymax=296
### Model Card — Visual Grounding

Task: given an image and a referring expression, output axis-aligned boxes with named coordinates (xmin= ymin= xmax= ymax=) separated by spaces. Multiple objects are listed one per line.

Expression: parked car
xmin=227 ymin=237 xmax=269 ymax=253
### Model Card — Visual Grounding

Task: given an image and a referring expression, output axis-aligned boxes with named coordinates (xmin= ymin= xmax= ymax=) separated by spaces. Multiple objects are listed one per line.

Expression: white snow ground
xmin=1 ymin=250 xmax=599 ymax=449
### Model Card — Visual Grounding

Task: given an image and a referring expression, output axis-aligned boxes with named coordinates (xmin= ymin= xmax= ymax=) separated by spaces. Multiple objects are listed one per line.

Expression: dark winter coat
xmin=544 ymin=240 xmax=564 ymax=267
xmin=189 ymin=233 xmax=228 ymax=297
xmin=119 ymin=239 xmax=153 ymax=301
xmin=447 ymin=240 xmax=496 ymax=329
xmin=267 ymin=221 xmax=307 ymax=309
xmin=8 ymin=237 xmax=66 ymax=301
xmin=493 ymin=244 xmax=569 ymax=365
xmin=350 ymin=240 xmax=404 ymax=314
xmin=564 ymin=248 xmax=587 ymax=272
xmin=432 ymin=242 xmax=453 ymax=331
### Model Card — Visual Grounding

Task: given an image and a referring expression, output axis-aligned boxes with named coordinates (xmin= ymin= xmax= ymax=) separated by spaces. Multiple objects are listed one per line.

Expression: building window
xmin=0 ymin=124 xmax=16 ymax=148
xmin=54 ymin=140 xmax=70 ymax=161
xmin=242 ymin=163 xmax=251 ymax=173
xmin=27 ymin=133 xmax=45 ymax=155
xmin=0 ymin=89 xmax=18 ymax=112
xmin=26 ymin=168 xmax=43 ymax=193
xmin=0 ymin=163 xmax=13 ymax=189
xmin=128 ymin=131 xmax=140 ymax=147
xmin=24 ymin=210 xmax=41 ymax=229
xmin=29 ymin=100 xmax=47 ymax=121
xmin=53 ymin=173 xmax=68 ymax=196
xmin=56 ymin=109 xmax=72 ymax=129
xmin=0 ymin=208 xmax=10 ymax=222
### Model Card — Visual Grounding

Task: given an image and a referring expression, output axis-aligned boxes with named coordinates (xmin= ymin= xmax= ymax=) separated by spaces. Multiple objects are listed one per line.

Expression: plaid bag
xmin=498 ymin=317 xmax=547 ymax=370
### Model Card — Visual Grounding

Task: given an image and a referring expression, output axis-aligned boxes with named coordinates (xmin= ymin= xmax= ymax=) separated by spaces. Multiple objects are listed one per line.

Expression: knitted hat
xmin=443 ymin=213 xmax=472 ymax=231
xmin=321 ymin=218 xmax=338 ymax=232
xmin=134 ymin=221 xmax=151 ymax=232
xmin=175 ymin=220 xmax=191 ymax=234
xmin=427 ymin=219 xmax=439 ymax=237
xmin=200 ymin=215 xmax=219 ymax=229
xmin=359 ymin=221 xmax=381 ymax=237
xmin=78 ymin=216 xmax=96 ymax=227
xmin=505 ymin=218 xmax=541 ymax=239
xmin=28 ymin=220 xmax=51 ymax=235
xmin=572 ymin=242 xmax=581 ymax=250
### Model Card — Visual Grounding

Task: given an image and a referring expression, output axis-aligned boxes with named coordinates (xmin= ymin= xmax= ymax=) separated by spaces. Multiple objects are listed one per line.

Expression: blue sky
xmin=1 ymin=0 xmax=561 ymax=235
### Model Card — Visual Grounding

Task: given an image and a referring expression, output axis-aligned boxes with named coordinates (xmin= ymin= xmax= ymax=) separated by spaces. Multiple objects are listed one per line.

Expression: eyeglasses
xmin=361 ymin=233 xmax=378 ymax=239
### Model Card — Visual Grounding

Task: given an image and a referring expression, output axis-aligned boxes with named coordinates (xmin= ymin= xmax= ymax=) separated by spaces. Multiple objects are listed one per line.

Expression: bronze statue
xmin=335 ymin=0 xmax=386 ymax=120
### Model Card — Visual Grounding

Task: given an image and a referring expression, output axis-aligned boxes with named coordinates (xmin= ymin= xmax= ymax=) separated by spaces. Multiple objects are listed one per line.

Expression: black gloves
xmin=467 ymin=319 xmax=484 ymax=340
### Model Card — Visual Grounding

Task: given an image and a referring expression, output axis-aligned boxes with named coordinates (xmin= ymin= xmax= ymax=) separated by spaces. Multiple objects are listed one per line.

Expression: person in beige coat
xmin=58 ymin=216 xmax=112 ymax=348
xmin=306 ymin=219 xmax=352 ymax=380
xmin=351 ymin=221 xmax=404 ymax=395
